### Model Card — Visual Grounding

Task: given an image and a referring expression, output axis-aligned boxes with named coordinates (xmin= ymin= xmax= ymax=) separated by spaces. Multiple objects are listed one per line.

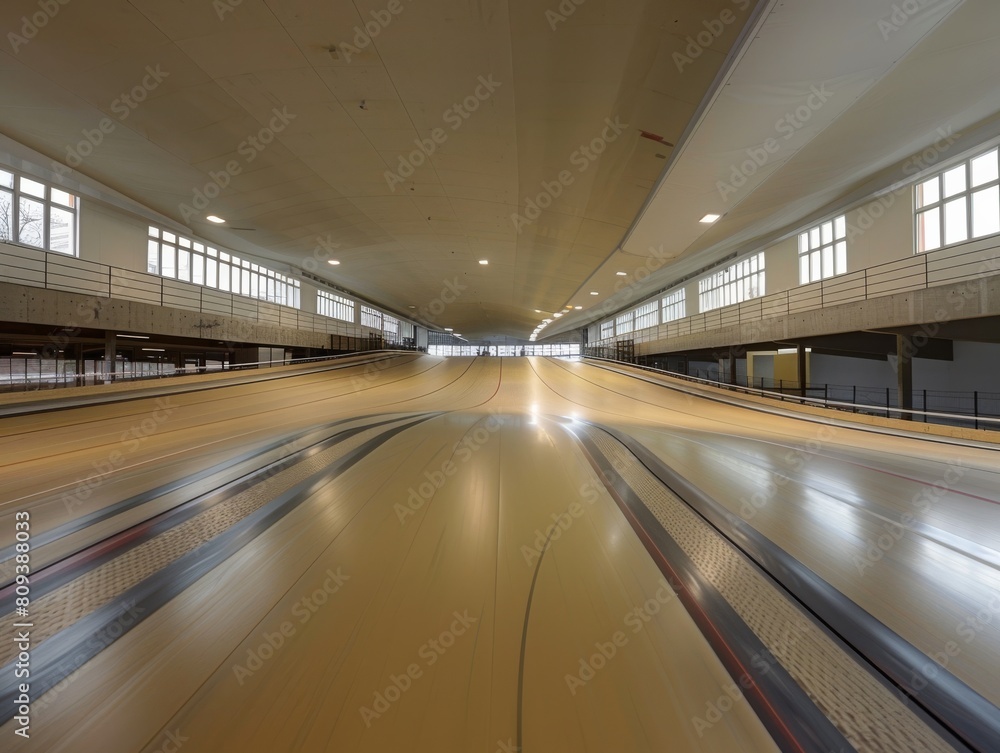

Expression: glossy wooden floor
xmin=2 ymin=355 xmax=998 ymax=752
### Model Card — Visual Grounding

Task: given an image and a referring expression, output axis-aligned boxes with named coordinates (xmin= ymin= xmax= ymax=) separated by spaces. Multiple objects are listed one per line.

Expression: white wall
xmin=79 ymin=201 xmax=149 ymax=271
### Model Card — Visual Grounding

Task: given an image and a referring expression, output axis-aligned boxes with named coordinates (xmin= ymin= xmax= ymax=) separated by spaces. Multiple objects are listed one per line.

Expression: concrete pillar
xmin=896 ymin=334 xmax=913 ymax=420
xmin=104 ymin=331 xmax=117 ymax=383
xmin=73 ymin=343 xmax=85 ymax=387
xmin=797 ymin=345 xmax=807 ymax=397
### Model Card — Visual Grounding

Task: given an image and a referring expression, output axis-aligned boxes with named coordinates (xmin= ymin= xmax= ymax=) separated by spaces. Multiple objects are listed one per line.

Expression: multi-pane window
xmin=916 ymin=147 xmax=1000 ymax=253
xmin=429 ymin=344 xmax=581 ymax=357
xmin=600 ymin=321 xmax=614 ymax=339
xmin=699 ymin=253 xmax=765 ymax=312
xmin=360 ymin=305 xmax=382 ymax=330
xmin=383 ymin=314 xmax=399 ymax=340
xmin=662 ymin=289 xmax=686 ymax=323
xmin=147 ymin=226 xmax=300 ymax=308
xmin=0 ymin=169 xmax=78 ymax=255
xmin=798 ymin=216 xmax=847 ymax=284
xmin=634 ymin=301 xmax=658 ymax=331
xmin=317 ymin=290 xmax=355 ymax=322
xmin=615 ymin=312 xmax=633 ymax=336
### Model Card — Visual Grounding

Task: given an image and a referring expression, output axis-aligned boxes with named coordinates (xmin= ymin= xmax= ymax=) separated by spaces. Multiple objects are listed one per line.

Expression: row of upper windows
xmin=597 ymin=141 xmax=1000 ymax=339
xmin=147 ymin=226 xmax=300 ymax=309
xmin=0 ymin=170 xmax=412 ymax=336
xmin=148 ymin=226 xmax=402 ymax=331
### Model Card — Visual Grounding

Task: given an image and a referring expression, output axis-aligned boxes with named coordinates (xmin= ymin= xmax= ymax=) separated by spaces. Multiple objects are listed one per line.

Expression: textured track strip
xmin=599 ymin=422 xmax=999 ymax=753
xmin=0 ymin=414 xmax=432 ymax=722
xmin=575 ymin=423 xmax=961 ymax=753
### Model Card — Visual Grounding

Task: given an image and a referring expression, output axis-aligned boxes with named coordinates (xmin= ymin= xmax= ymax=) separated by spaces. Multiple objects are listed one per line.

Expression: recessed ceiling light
xmin=206 ymin=215 xmax=226 ymax=224
xmin=408 ymin=305 xmax=416 ymax=309
xmin=444 ymin=328 xmax=454 ymax=332
xmin=700 ymin=213 xmax=721 ymax=223
xmin=479 ymin=259 xmax=489 ymax=265
xmin=327 ymin=259 xmax=340 ymax=265
xmin=590 ymin=291 xmax=599 ymax=296
xmin=554 ymin=313 xmax=563 ymax=318
xmin=118 ymin=334 xmax=150 ymax=340
xmin=534 ymin=310 xmax=542 ymax=313
xmin=574 ymin=306 xmax=582 ymax=310
xmin=142 ymin=348 xmax=166 ymax=352
xmin=616 ymin=271 xmax=627 ymax=276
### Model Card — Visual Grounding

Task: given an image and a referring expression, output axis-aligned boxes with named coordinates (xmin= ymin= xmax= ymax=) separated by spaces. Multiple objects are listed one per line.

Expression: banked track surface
xmin=1 ymin=356 xmax=997 ymax=753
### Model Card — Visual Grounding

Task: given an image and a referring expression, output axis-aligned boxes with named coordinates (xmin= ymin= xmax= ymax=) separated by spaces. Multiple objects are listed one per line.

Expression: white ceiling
xmin=1 ymin=0 xmax=994 ymax=339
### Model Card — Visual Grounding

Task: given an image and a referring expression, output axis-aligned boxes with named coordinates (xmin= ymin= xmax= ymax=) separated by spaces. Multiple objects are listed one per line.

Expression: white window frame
xmin=317 ymin=290 xmax=355 ymax=322
xmin=147 ymin=226 xmax=300 ymax=308
xmin=662 ymin=289 xmax=686 ymax=323
xmin=0 ymin=169 xmax=79 ymax=256
xmin=634 ymin=300 xmax=658 ymax=331
xmin=798 ymin=216 xmax=847 ymax=284
xmin=915 ymin=146 xmax=1000 ymax=253
xmin=698 ymin=253 xmax=765 ymax=313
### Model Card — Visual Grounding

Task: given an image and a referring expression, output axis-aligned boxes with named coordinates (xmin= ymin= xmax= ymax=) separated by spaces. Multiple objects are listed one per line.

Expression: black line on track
xmin=571 ymin=427 xmax=850 ymax=753
xmin=0 ymin=352 xmax=410 ymax=419
xmin=0 ymin=411 xmax=421 ymax=569
xmin=0 ymin=413 xmax=435 ymax=605
xmin=595 ymin=422 xmax=993 ymax=753
xmin=516 ymin=526 xmax=555 ymax=753
xmin=584 ymin=358 xmax=1000 ymax=452
xmin=0 ymin=413 xmax=436 ymax=724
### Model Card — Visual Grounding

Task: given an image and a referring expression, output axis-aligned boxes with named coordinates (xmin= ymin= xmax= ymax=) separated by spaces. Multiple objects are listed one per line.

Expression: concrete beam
xmin=0 ymin=282 xmax=332 ymax=350
xmin=633 ymin=274 xmax=1000 ymax=357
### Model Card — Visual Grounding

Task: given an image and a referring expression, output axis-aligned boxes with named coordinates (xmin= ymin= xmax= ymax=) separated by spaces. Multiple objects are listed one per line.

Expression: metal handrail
xmin=593 ymin=238 xmax=1000 ymax=347
xmin=0 ymin=349 xmax=418 ymax=388
xmin=583 ymin=356 xmax=1000 ymax=427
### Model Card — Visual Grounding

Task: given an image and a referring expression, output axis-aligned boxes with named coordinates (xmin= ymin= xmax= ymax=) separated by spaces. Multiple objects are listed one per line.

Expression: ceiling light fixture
xmin=327 ymin=259 xmax=340 ymax=265
xmin=616 ymin=271 xmax=627 ymax=276
xmin=444 ymin=328 xmax=454 ymax=332
xmin=590 ymin=291 xmax=599 ymax=296
xmin=478 ymin=259 xmax=489 ymax=265
xmin=117 ymin=334 xmax=150 ymax=340
xmin=574 ymin=306 xmax=582 ymax=310
xmin=700 ymin=213 xmax=721 ymax=223
xmin=206 ymin=215 xmax=226 ymax=224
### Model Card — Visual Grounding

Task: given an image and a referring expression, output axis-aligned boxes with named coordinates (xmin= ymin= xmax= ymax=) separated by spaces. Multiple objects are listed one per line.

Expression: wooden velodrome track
xmin=1 ymin=354 xmax=998 ymax=753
